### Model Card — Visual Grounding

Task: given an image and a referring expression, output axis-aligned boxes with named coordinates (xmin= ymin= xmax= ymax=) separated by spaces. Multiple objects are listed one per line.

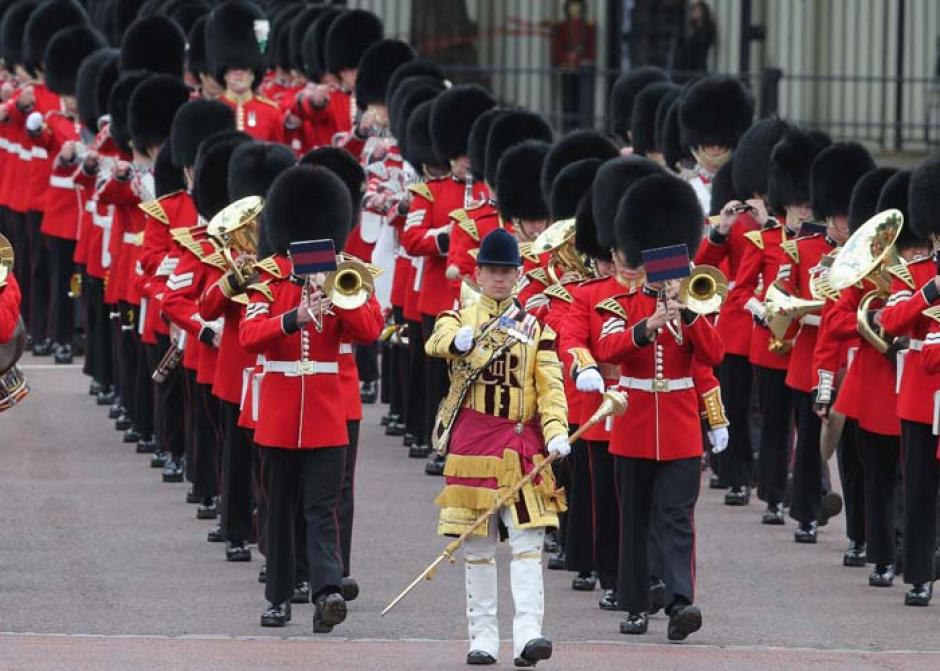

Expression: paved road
xmin=1 ymin=358 xmax=938 ymax=670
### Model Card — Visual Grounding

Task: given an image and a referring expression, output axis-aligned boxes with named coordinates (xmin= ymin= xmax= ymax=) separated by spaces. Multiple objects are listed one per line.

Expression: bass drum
xmin=0 ymin=317 xmax=29 ymax=412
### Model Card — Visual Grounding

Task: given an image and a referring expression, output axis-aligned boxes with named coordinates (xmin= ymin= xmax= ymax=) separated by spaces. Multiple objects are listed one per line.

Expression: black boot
xmin=108 ymin=400 xmax=123 ymax=418
xmin=115 ymin=413 xmax=132 ymax=431
xmin=97 ymin=388 xmax=116 ymax=406
xmin=571 ymin=571 xmax=596 ymax=591
xmin=359 ymin=381 xmax=377 ymax=404
xmin=409 ymin=442 xmax=432 ymax=459
xmin=32 ymin=338 xmax=53 ymax=356
xmin=761 ymin=502 xmax=785 ymax=525
xmin=136 ymin=435 xmax=156 ymax=453
xmin=546 ymin=551 xmax=566 ymax=571
xmin=207 ymin=525 xmax=224 ymax=543
xmin=258 ymin=563 xmax=267 ymax=583
xmin=225 ymin=541 xmax=252 ymax=562
xmin=196 ymin=498 xmax=218 ymax=520
xmin=619 ymin=612 xmax=648 ymax=635
xmin=724 ymin=487 xmax=750 ymax=506
xmin=341 ymin=576 xmax=359 ymax=601
xmin=466 ymin=650 xmax=497 ymax=665
xmin=291 ymin=581 xmax=311 ymax=604
xmin=869 ymin=564 xmax=894 ymax=587
xmin=89 ymin=380 xmax=102 ymax=396
xmin=817 ymin=492 xmax=843 ymax=527
xmin=843 ymin=541 xmax=866 ymax=567
xmin=904 ymin=582 xmax=933 ymax=606
xmin=794 ymin=521 xmax=818 ymax=543
xmin=260 ymin=602 xmax=291 ymax=627
xmin=312 ymin=592 xmax=347 ymax=633
xmin=162 ymin=459 xmax=183 ymax=483
xmin=425 ymin=453 xmax=445 ymax=475
xmin=513 ymin=637 xmax=552 ymax=667
xmin=150 ymin=451 xmax=168 ymax=468
xmin=667 ymin=603 xmax=703 ymax=641
xmin=598 ymin=588 xmax=617 ymax=610
xmin=53 ymin=344 xmax=73 ymax=364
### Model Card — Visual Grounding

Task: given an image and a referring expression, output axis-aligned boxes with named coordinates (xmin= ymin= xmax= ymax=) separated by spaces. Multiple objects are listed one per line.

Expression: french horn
xmin=763 ymin=281 xmax=825 ymax=349
xmin=206 ymin=195 xmax=263 ymax=284
xmin=532 ymin=218 xmax=591 ymax=283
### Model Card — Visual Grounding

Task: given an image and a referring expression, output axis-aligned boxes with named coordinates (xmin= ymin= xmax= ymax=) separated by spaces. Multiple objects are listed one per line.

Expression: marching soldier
xmin=607 ymin=66 xmax=669 ymax=148
xmin=426 ymin=226 xmax=568 ymax=667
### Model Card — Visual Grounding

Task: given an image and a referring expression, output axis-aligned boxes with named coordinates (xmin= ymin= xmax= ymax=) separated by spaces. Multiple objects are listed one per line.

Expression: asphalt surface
xmin=1 ymin=356 xmax=939 ymax=670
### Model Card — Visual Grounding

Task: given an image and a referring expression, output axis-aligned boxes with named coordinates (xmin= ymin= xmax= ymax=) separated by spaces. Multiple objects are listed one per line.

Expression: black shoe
xmin=115 ymin=414 xmax=132 ymax=431
xmin=97 ymin=389 xmax=116 ymax=406
xmin=667 ymin=603 xmax=703 ymax=641
xmin=546 ymin=552 xmax=566 ymax=571
xmin=89 ymin=380 xmax=102 ymax=396
xmin=162 ymin=460 xmax=183 ymax=483
xmin=341 ymin=576 xmax=359 ymax=602
xmin=869 ymin=564 xmax=894 ymax=587
xmin=291 ymin=581 xmax=311 ymax=604
xmin=150 ymin=451 xmax=168 ymax=468
xmin=409 ymin=443 xmax=432 ymax=459
xmin=818 ymin=492 xmax=843 ymax=527
xmin=513 ymin=637 xmax=552 ymax=668
xmin=123 ymin=427 xmax=140 ymax=444
xmin=598 ymin=588 xmax=618 ymax=610
xmin=708 ymin=474 xmax=723 ymax=490
xmin=360 ymin=381 xmax=377 ymax=404
xmin=207 ymin=525 xmax=224 ymax=543
xmin=425 ymin=453 xmax=445 ymax=476
xmin=380 ymin=413 xmax=391 ymax=426
xmin=466 ymin=650 xmax=497 ymax=665
xmin=572 ymin=572 xmax=596 ymax=591
xmin=226 ymin=541 xmax=252 ymax=562
xmin=794 ymin=522 xmax=818 ymax=544
xmin=196 ymin=499 xmax=218 ymax=520
xmin=186 ymin=489 xmax=201 ymax=504
xmin=108 ymin=401 xmax=123 ymax=419
xmin=843 ymin=542 xmax=867 ymax=567
xmin=402 ymin=432 xmax=417 ymax=447
xmin=762 ymin=503 xmax=785 ymax=525
xmin=312 ymin=592 xmax=347 ymax=633
xmin=53 ymin=344 xmax=73 ymax=364
xmin=619 ymin=612 xmax=648 ymax=635
xmin=650 ymin=579 xmax=666 ymax=615
xmin=724 ymin=487 xmax=749 ymax=506
xmin=32 ymin=338 xmax=53 ymax=357
xmin=385 ymin=420 xmax=405 ymax=437
xmin=258 ymin=564 xmax=267 ymax=583
xmin=543 ymin=531 xmax=560 ymax=554
xmin=136 ymin=436 xmax=156 ymax=453
xmin=905 ymin=583 xmax=933 ymax=606
xmin=260 ymin=602 xmax=291 ymax=627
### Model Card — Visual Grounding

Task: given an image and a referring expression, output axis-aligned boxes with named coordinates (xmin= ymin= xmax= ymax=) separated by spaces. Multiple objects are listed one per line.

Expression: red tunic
xmin=219 ymin=92 xmax=285 ymax=143
xmin=447 ymin=201 xmax=505 ymax=282
xmin=31 ymin=111 xmax=82 ymax=240
xmin=25 ymin=84 xmax=60 ymax=213
xmin=73 ymin=132 xmax=120 ymax=280
xmin=295 ymin=86 xmax=354 ymax=148
xmin=200 ymin=270 xmax=254 ymax=406
xmin=0 ymin=274 xmax=21 ymax=342
xmin=2 ymin=96 xmax=35 ymax=215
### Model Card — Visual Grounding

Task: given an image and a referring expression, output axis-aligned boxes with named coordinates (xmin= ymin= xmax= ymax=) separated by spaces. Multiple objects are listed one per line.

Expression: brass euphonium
xmin=678 ymin=265 xmax=728 ymax=314
xmin=322 ymin=257 xmax=375 ymax=310
xmin=0 ymin=232 xmax=13 ymax=289
xmin=532 ymin=218 xmax=592 ymax=283
xmin=206 ymin=195 xmax=263 ymax=284
xmin=763 ymin=281 xmax=825 ymax=348
xmin=0 ymin=235 xmax=28 ymax=411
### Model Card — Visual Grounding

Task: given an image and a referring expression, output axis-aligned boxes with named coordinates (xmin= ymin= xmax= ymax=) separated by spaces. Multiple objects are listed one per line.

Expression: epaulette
xmin=255 ymin=95 xmax=280 ymax=109
xmin=886 ymin=262 xmax=915 ymax=289
xmin=450 ymin=209 xmax=480 ymax=241
xmin=544 ymin=283 xmax=573 ymax=303
xmin=743 ymin=230 xmax=764 ymax=250
xmin=595 ymin=296 xmax=628 ymax=320
xmin=253 ymin=256 xmax=284 ymax=279
xmin=170 ymin=228 xmax=204 ymax=258
xmin=923 ymin=306 xmax=940 ymax=323
xmin=201 ymin=250 xmax=228 ymax=271
xmin=781 ymin=239 xmax=800 ymax=264
xmin=139 ymin=196 xmax=172 ymax=225
xmin=518 ymin=241 xmax=540 ymax=263
xmin=577 ymin=275 xmax=609 ymax=288
xmin=467 ymin=249 xmax=479 ymax=260
xmin=246 ymin=280 xmax=274 ymax=301
xmin=408 ymin=183 xmax=434 ymax=202
xmin=340 ymin=252 xmax=383 ymax=279
xmin=526 ymin=267 xmax=551 ymax=286
xmin=231 ymin=294 xmax=249 ymax=306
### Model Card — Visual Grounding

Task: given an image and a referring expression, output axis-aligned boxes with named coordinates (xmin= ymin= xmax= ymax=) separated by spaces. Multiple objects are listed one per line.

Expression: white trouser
xmin=463 ymin=505 xmax=545 ymax=659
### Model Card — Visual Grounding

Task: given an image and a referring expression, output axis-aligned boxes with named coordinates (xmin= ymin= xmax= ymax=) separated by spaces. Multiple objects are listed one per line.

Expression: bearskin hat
xmin=187 ymin=15 xmax=209 ymax=77
xmin=393 ymin=84 xmax=442 ymax=164
xmin=389 ymin=77 xmax=444 ymax=144
xmin=324 ymin=8 xmax=383 ymax=75
xmin=299 ymin=146 xmax=366 ymax=217
xmin=653 ymin=87 xmax=680 ymax=154
xmin=95 ymin=54 xmax=120 ymax=122
xmin=811 ymin=142 xmax=875 ymax=221
xmin=484 ymin=110 xmax=553 ymax=188
xmin=405 ymin=99 xmax=445 ymax=171
xmin=847 ymin=167 xmax=897 ymax=233
xmin=708 ymin=159 xmax=738 ymax=217
xmin=154 ymin=141 xmax=185 ymax=198
xmin=170 ymin=99 xmax=237 ymax=167
xmin=128 ymin=74 xmax=190 ymax=151
xmin=193 ymin=130 xmax=252 ymax=219
xmin=909 ymin=154 xmax=940 ymax=239
xmin=467 ymin=109 xmax=503 ymax=183
xmin=111 ymin=0 xmax=146 ymax=46
xmin=263 ymin=165 xmax=353 ymax=255
xmin=267 ymin=3 xmax=303 ymax=70
xmin=591 ymin=156 xmax=665 ymax=249
xmin=206 ymin=0 xmax=267 ymax=86
xmin=300 ymin=6 xmax=343 ymax=80
xmin=574 ymin=184 xmax=610 ymax=261
xmin=731 ymin=117 xmax=791 ymax=199
xmin=630 ymin=82 xmax=679 ymax=157
xmin=550 ymin=157 xmax=602 ymax=221
xmin=387 ymin=60 xmax=446 ymax=105
xmin=767 ymin=129 xmax=832 ymax=211
xmin=24 ymin=0 xmax=88 ymax=73
xmin=2 ymin=0 xmax=38 ymax=69
xmin=107 ymin=72 xmax=150 ymax=154
xmin=44 ymin=25 xmax=107 ymax=97
xmin=659 ymin=99 xmax=689 ymax=172
xmin=877 ymin=169 xmax=926 ymax=250
xmin=615 ymin=174 xmax=704 ymax=268
xmin=120 ymin=14 xmax=185 ymax=76
xmin=608 ymin=65 xmax=669 ymax=143
xmin=228 ymin=141 xmax=296 ymax=200
xmin=679 ymin=75 xmax=754 ymax=151
xmin=430 ymin=85 xmax=496 ymax=162
xmin=289 ymin=5 xmax=328 ymax=73
xmin=539 ymin=130 xmax=618 ymax=203
xmin=163 ymin=0 xmax=210 ymax=37
xmin=495 ymin=140 xmax=551 ymax=221
xmin=355 ymin=39 xmax=417 ymax=111
xmin=77 ymin=48 xmax=119 ymax=131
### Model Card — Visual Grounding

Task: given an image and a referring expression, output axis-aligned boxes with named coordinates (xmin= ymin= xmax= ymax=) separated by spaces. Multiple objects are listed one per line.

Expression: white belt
xmin=909 ymin=339 xmax=924 ymax=352
xmin=801 ymin=314 xmax=821 ymax=327
xmin=122 ymin=231 xmax=143 ymax=245
xmin=85 ymin=200 xmax=96 ymax=213
xmin=17 ymin=145 xmax=31 ymax=161
xmin=31 ymin=146 xmax=48 ymax=160
xmin=49 ymin=175 xmax=74 ymax=189
xmin=619 ymin=375 xmax=694 ymax=393
xmin=263 ymin=360 xmax=339 ymax=376
xmin=339 ymin=343 xmax=353 ymax=355
xmin=92 ymin=213 xmax=112 ymax=229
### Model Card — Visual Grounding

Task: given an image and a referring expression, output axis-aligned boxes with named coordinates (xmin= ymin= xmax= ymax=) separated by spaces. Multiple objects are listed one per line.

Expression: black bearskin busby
xmin=2 ymin=0 xmax=38 ymax=70
xmin=909 ymin=154 xmax=940 ymax=240
xmin=355 ymin=39 xmax=417 ymax=111
xmin=631 ymin=82 xmax=679 ymax=157
xmin=187 ymin=15 xmax=209 ymax=77
xmin=193 ymin=130 xmax=252 ymax=219
xmin=495 ymin=140 xmax=551 ymax=222
xmin=298 ymin=146 xmax=367 ymax=217
xmin=767 ymin=129 xmax=832 ymax=212
xmin=24 ymin=0 xmax=88 ymax=73
xmin=484 ymin=110 xmax=553 ymax=188
xmin=120 ymin=14 xmax=186 ymax=76
xmin=574 ymin=183 xmax=609 ymax=262
xmin=76 ymin=48 xmax=119 ymax=131
xmin=876 ymin=170 xmax=926 ymax=250
xmin=324 ymin=8 xmax=383 ymax=75
xmin=154 ymin=141 xmax=185 ymax=198
xmin=615 ymin=174 xmax=704 ymax=268
xmin=94 ymin=54 xmax=120 ymax=122
xmin=847 ymin=167 xmax=897 ymax=233
xmin=170 ymin=99 xmax=237 ymax=167
xmin=468 ymin=109 xmax=504 ymax=184
xmin=404 ymin=98 xmax=445 ymax=172
xmin=609 ymin=66 xmax=669 ymax=144
xmin=591 ymin=156 xmax=665 ymax=249
xmin=111 ymin=0 xmax=146 ymax=46
xmin=228 ymin=141 xmax=296 ymax=200
xmin=206 ymin=0 xmax=267 ymax=87
xmin=394 ymin=84 xmax=442 ymax=166
xmin=164 ymin=0 xmax=210 ymax=37
xmin=476 ymin=227 xmax=520 ymax=267
xmin=128 ymin=74 xmax=191 ymax=152
xmin=810 ymin=142 xmax=875 ymax=221
xmin=679 ymin=75 xmax=754 ymax=151
xmin=708 ymin=159 xmax=738 ymax=217
xmin=44 ymin=25 xmax=107 ymax=97
xmin=731 ymin=117 xmax=791 ymax=199
xmin=263 ymin=165 xmax=354 ymax=255
xmin=107 ymin=72 xmax=150 ymax=154
xmin=653 ymin=87 xmax=680 ymax=155
xmin=290 ymin=5 xmax=329 ymax=74
xmin=388 ymin=76 xmax=444 ymax=145
xmin=386 ymin=60 xmax=445 ymax=105
xmin=300 ymin=6 xmax=343 ymax=80
xmin=429 ymin=85 xmax=496 ymax=163
xmin=550 ymin=158 xmax=603 ymax=221
xmin=268 ymin=3 xmax=304 ymax=71
xmin=660 ymin=98 xmax=690 ymax=172
xmin=540 ymin=130 xmax=618 ymax=203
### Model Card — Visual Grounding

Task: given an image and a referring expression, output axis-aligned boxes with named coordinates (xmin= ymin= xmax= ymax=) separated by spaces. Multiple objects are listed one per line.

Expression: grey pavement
xmin=1 ymin=357 xmax=939 ymax=670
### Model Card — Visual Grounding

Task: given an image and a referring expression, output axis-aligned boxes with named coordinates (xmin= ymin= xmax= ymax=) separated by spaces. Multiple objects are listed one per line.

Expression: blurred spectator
xmin=551 ymin=0 xmax=597 ymax=130
xmin=676 ymin=1 xmax=717 ymax=73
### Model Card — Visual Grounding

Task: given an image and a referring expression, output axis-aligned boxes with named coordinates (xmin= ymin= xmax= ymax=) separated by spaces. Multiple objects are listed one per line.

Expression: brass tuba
xmin=0 ymin=232 xmax=12 ymax=288
xmin=322 ymin=257 xmax=375 ymax=310
xmin=0 ymin=237 xmax=28 ymax=411
xmin=532 ymin=218 xmax=591 ymax=283
xmin=763 ymin=281 xmax=825 ymax=349
xmin=678 ymin=265 xmax=728 ymax=314
xmin=206 ymin=195 xmax=263 ymax=284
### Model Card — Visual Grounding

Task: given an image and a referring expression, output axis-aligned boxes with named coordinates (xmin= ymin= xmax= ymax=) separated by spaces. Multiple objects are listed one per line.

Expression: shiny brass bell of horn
xmin=678 ymin=265 xmax=728 ymax=315
xmin=322 ymin=258 xmax=374 ymax=310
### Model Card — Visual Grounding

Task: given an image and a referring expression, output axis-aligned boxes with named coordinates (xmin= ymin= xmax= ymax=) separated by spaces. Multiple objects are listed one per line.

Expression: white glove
xmin=575 ymin=367 xmax=605 ymax=393
xmin=546 ymin=435 xmax=571 ymax=458
xmin=708 ymin=427 xmax=729 ymax=453
xmin=453 ymin=325 xmax=475 ymax=353
xmin=26 ymin=111 xmax=43 ymax=133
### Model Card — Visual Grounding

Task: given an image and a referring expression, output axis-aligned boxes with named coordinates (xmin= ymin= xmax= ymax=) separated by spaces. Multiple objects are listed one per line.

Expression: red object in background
xmin=550 ymin=17 xmax=596 ymax=68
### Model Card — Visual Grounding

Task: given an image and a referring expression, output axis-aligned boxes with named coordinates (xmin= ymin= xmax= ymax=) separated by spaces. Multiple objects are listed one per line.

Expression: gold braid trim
xmin=701 ymin=386 xmax=730 ymax=429
xmin=567 ymin=347 xmax=597 ymax=378
xmin=744 ymin=230 xmax=764 ymax=250
xmin=887 ymin=263 xmax=916 ymax=289
xmin=781 ymin=239 xmax=800 ymax=264
xmin=408 ymin=182 xmax=434 ymax=202
xmin=923 ymin=306 xmax=940 ymax=323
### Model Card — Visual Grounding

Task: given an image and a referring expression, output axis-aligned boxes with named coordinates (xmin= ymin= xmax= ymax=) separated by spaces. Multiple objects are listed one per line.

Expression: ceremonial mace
xmin=381 ymin=389 xmax=628 ymax=616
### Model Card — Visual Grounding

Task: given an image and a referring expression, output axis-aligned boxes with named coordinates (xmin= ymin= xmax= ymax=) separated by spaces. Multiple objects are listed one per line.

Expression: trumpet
xmin=322 ymin=257 xmax=375 ymax=310
xmin=206 ymin=195 xmax=263 ymax=284
xmin=678 ymin=265 xmax=728 ymax=315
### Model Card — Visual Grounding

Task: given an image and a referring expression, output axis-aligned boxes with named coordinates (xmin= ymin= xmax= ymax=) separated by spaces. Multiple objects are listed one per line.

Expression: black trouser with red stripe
xmin=384 ymin=306 xmax=406 ymax=417
xmin=857 ymin=426 xmax=899 ymax=566
xmin=44 ymin=234 xmax=76 ymax=348
xmin=220 ymin=400 xmax=254 ymax=544
xmin=718 ymin=354 xmax=753 ymax=489
xmin=837 ymin=418 xmax=865 ymax=545
xmin=421 ymin=314 xmax=448 ymax=449
xmin=404 ymin=319 xmax=426 ymax=443
xmin=901 ymin=420 xmax=939 ymax=585
xmin=133 ymin=338 xmax=154 ymax=439
xmin=616 ymin=456 xmax=700 ymax=613
xmin=755 ymin=366 xmax=793 ymax=505
xmin=789 ymin=390 xmax=821 ymax=525
xmin=564 ymin=437 xmax=595 ymax=575
xmin=588 ymin=440 xmax=619 ymax=589
xmin=27 ymin=211 xmax=48 ymax=343
xmin=355 ymin=342 xmax=379 ymax=384
xmin=8 ymin=211 xmax=31 ymax=329
xmin=154 ymin=334 xmax=185 ymax=459
xmin=115 ymin=302 xmax=138 ymax=420
xmin=193 ymin=382 xmax=221 ymax=500
xmin=85 ymin=276 xmax=113 ymax=387
xmin=338 ymin=419 xmax=360 ymax=577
